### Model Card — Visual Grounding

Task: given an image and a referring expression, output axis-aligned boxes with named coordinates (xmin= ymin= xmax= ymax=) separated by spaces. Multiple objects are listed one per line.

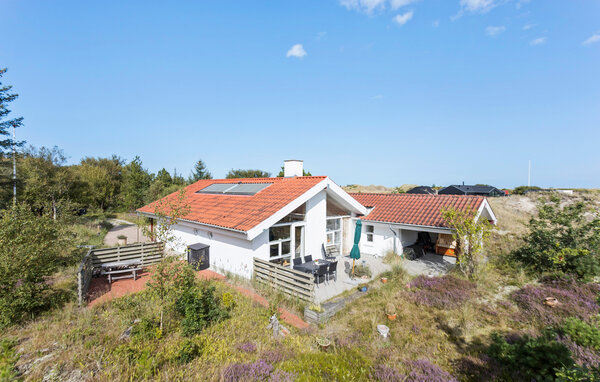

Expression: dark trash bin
xmin=188 ymin=243 xmax=210 ymax=270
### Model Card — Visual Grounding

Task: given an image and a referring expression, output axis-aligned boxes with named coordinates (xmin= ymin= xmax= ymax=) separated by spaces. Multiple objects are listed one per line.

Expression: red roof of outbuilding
xmin=352 ymin=193 xmax=485 ymax=228
xmin=137 ymin=176 xmax=326 ymax=232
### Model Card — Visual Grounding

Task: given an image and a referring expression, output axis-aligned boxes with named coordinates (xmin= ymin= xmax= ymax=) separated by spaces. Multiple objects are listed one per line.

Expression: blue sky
xmin=1 ymin=0 xmax=599 ymax=188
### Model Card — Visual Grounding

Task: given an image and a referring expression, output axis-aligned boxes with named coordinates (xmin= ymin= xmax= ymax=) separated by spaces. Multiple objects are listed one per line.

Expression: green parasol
xmin=350 ymin=219 xmax=362 ymax=278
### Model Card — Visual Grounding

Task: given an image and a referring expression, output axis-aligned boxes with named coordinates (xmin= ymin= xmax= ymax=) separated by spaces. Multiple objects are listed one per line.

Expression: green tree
xmin=0 ymin=204 xmax=70 ymax=327
xmin=146 ymin=168 xmax=185 ymax=203
xmin=121 ymin=156 xmax=152 ymax=210
xmin=442 ymin=206 xmax=493 ymax=279
xmin=512 ymin=195 xmax=600 ymax=279
xmin=226 ymin=169 xmax=271 ymax=179
xmin=19 ymin=146 xmax=75 ymax=219
xmin=0 ymin=68 xmax=25 ymax=205
xmin=276 ymin=166 xmax=312 ymax=177
xmin=189 ymin=159 xmax=212 ymax=182
xmin=74 ymin=156 xmax=123 ymax=211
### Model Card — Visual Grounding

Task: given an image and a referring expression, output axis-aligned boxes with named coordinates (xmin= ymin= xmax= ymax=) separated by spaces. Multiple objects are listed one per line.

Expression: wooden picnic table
xmin=100 ymin=259 xmax=143 ymax=284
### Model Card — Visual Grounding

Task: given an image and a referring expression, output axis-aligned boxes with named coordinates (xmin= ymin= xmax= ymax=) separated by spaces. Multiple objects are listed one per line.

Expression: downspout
xmin=389 ymin=226 xmax=401 ymax=258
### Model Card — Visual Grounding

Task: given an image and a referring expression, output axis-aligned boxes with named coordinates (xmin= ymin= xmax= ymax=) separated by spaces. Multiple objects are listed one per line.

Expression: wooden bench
xmin=101 ymin=267 xmax=143 ymax=284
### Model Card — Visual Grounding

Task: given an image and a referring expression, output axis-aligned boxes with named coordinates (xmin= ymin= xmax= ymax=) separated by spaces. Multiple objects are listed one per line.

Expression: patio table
xmin=100 ymin=259 xmax=143 ymax=285
xmin=294 ymin=259 xmax=331 ymax=274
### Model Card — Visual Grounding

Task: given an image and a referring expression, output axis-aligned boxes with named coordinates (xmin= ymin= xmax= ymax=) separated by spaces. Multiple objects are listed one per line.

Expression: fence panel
xmin=77 ymin=242 xmax=165 ymax=305
xmin=253 ymin=258 xmax=315 ymax=302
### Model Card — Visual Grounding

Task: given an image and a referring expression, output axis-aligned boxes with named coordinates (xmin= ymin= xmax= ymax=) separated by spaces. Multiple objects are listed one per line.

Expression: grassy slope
xmin=2 ymin=193 xmax=600 ymax=381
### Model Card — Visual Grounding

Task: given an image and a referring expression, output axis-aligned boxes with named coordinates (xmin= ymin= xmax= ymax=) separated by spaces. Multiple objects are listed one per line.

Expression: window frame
xmin=365 ymin=224 xmax=374 ymax=243
xmin=326 ymin=217 xmax=343 ymax=246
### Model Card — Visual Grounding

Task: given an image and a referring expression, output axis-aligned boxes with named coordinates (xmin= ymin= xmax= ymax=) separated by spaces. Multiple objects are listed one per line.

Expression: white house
xmin=351 ymin=193 xmax=497 ymax=258
xmin=138 ymin=160 xmax=367 ymax=279
xmin=138 ymin=160 xmax=497 ymax=279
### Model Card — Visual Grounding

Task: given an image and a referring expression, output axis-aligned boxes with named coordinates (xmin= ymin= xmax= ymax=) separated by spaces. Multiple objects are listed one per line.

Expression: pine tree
xmin=122 ymin=156 xmax=152 ymax=210
xmin=189 ymin=159 xmax=212 ymax=182
xmin=0 ymin=68 xmax=25 ymax=206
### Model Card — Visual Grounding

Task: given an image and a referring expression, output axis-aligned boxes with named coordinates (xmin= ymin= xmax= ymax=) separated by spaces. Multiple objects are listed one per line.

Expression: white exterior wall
xmin=164 ymin=188 xmax=331 ymax=279
xmin=167 ymin=222 xmax=269 ymax=279
xmin=360 ymin=222 xmax=398 ymax=257
xmin=305 ymin=189 xmax=327 ymax=259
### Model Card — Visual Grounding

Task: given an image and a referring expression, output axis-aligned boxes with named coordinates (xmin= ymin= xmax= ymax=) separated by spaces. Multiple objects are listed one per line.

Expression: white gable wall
xmin=305 ymin=189 xmax=327 ymax=259
xmin=166 ymin=222 xmax=269 ymax=279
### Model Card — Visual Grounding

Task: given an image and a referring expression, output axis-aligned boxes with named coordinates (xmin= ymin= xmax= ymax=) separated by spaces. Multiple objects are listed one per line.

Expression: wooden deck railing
xmin=77 ymin=242 xmax=165 ymax=305
xmin=253 ymin=257 xmax=315 ymax=302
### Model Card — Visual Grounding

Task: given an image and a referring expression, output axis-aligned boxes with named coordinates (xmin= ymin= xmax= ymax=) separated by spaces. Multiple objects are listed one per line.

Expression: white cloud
xmin=390 ymin=0 xmax=419 ymax=10
xmin=486 ymin=25 xmax=505 ymax=37
xmin=286 ymin=44 xmax=307 ymax=58
xmin=432 ymin=20 xmax=440 ymax=27
xmin=530 ymin=37 xmax=546 ymax=46
xmin=523 ymin=23 xmax=536 ymax=31
xmin=582 ymin=33 xmax=600 ymax=46
xmin=393 ymin=10 xmax=414 ymax=25
xmin=339 ymin=0 xmax=386 ymax=14
xmin=460 ymin=0 xmax=496 ymax=13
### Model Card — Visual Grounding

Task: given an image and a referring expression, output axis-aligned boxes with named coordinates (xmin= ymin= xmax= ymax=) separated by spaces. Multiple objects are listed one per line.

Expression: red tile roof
xmin=137 ymin=177 xmax=327 ymax=232
xmin=351 ymin=193 xmax=485 ymax=228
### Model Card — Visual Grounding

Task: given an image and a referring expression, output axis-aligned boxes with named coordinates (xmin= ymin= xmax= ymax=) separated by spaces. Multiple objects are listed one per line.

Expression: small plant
xmin=385 ymin=303 xmax=396 ymax=315
xmin=175 ymin=284 xmax=231 ymax=337
xmin=354 ymin=264 xmax=372 ymax=278
xmin=0 ymin=339 xmax=19 ymax=381
xmin=308 ymin=304 xmax=323 ymax=313
xmin=177 ymin=338 xmax=202 ymax=364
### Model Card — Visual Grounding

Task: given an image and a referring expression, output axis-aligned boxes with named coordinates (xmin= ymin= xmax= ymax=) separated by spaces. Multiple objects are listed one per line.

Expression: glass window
xmin=269 ymin=225 xmax=290 ymax=241
xmin=366 ymin=225 xmax=374 ymax=242
xmin=282 ymin=241 xmax=290 ymax=255
xmin=327 ymin=219 xmax=340 ymax=231
xmin=270 ymin=244 xmax=279 ymax=257
xmin=326 ymin=218 xmax=342 ymax=246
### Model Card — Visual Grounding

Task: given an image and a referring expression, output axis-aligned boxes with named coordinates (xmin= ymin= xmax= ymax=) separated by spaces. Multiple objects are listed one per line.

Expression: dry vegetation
xmin=2 ymin=192 xmax=600 ymax=381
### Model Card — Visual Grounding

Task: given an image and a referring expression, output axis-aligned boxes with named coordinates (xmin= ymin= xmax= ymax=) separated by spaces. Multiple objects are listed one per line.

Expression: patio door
xmin=292 ymin=223 xmax=305 ymax=260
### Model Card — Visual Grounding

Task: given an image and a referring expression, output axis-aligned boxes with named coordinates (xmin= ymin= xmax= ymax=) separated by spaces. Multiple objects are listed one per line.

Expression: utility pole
xmin=528 ymin=160 xmax=531 ymax=187
xmin=12 ymin=122 xmax=17 ymax=206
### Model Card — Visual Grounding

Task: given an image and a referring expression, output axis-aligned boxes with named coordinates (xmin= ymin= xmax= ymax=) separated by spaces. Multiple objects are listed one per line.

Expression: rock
xmin=119 ymin=326 xmax=134 ymax=341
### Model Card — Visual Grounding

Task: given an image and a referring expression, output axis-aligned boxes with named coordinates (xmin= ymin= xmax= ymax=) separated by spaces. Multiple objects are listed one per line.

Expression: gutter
xmin=136 ymin=211 xmax=248 ymax=235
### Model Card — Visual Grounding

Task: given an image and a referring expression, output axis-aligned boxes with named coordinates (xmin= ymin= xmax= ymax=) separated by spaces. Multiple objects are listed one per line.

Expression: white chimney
xmin=284 ymin=160 xmax=303 ymax=177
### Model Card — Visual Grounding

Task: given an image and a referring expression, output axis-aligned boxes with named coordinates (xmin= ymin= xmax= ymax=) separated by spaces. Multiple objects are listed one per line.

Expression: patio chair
xmin=304 ymin=255 xmax=313 ymax=263
xmin=326 ymin=261 xmax=338 ymax=282
xmin=314 ymin=264 xmax=328 ymax=286
xmin=293 ymin=257 xmax=302 ymax=267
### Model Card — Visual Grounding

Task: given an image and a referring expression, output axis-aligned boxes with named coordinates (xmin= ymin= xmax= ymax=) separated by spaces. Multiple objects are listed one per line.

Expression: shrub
xmin=408 ymin=275 xmax=476 ymax=310
xmin=354 ymin=264 xmax=372 ymax=278
xmin=512 ymin=196 xmax=600 ymax=279
xmin=132 ymin=316 xmax=162 ymax=340
xmin=177 ymin=338 xmax=203 ymax=364
xmin=0 ymin=204 xmax=70 ymax=327
xmin=404 ymin=359 xmax=458 ymax=382
xmin=222 ymin=359 xmax=273 ymax=382
xmin=487 ymin=331 xmax=574 ymax=381
xmin=175 ymin=284 xmax=230 ymax=337
xmin=370 ymin=364 xmax=405 ymax=381
xmin=0 ymin=339 xmax=19 ymax=381
xmin=556 ymin=335 xmax=600 ymax=369
xmin=561 ymin=317 xmax=600 ymax=351
xmin=237 ymin=342 xmax=257 ymax=353
xmin=510 ymin=278 xmax=600 ymax=325
xmin=279 ymin=349 xmax=371 ymax=380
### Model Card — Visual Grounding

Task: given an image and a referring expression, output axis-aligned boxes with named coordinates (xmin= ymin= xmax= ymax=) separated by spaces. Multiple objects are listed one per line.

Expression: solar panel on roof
xmin=195 ymin=182 xmax=271 ymax=196
xmin=196 ymin=184 xmax=237 ymax=194
xmin=225 ymin=183 xmax=271 ymax=195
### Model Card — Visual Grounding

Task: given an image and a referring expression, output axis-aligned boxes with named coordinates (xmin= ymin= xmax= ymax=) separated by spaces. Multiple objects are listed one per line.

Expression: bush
xmin=404 ymin=359 xmax=458 ymax=382
xmin=512 ymin=196 xmax=600 ymax=279
xmin=0 ymin=339 xmax=19 ymax=381
xmin=510 ymin=278 xmax=600 ymax=326
xmin=487 ymin=331 xmax=574 ymax=381
xmin=561 ymin=317 xmax=600 ymax=351
xmin=408 ymin=275 xmax=476 ymax=310
xmin=177 ymin=338 xmax=202 ymax=364
xmin=175 ymin=284 xmax=230 ymax=337
xmin=0 ymin=204 xmax=70 ymax=327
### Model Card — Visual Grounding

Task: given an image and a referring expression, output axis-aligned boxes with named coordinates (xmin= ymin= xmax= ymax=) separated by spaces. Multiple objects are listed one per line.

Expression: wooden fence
xmin=253 ymin=257 xmax=315 ymax=302
xmin=77 ymin=242 xmax=165 ymax=305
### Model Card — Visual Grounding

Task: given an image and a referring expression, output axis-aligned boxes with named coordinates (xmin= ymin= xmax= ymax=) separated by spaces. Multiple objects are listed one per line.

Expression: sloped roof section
xmin=351 ymin=193 xmax=485 ymax=228
xmin=138 ymin=176 xmax=327 ymax=232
